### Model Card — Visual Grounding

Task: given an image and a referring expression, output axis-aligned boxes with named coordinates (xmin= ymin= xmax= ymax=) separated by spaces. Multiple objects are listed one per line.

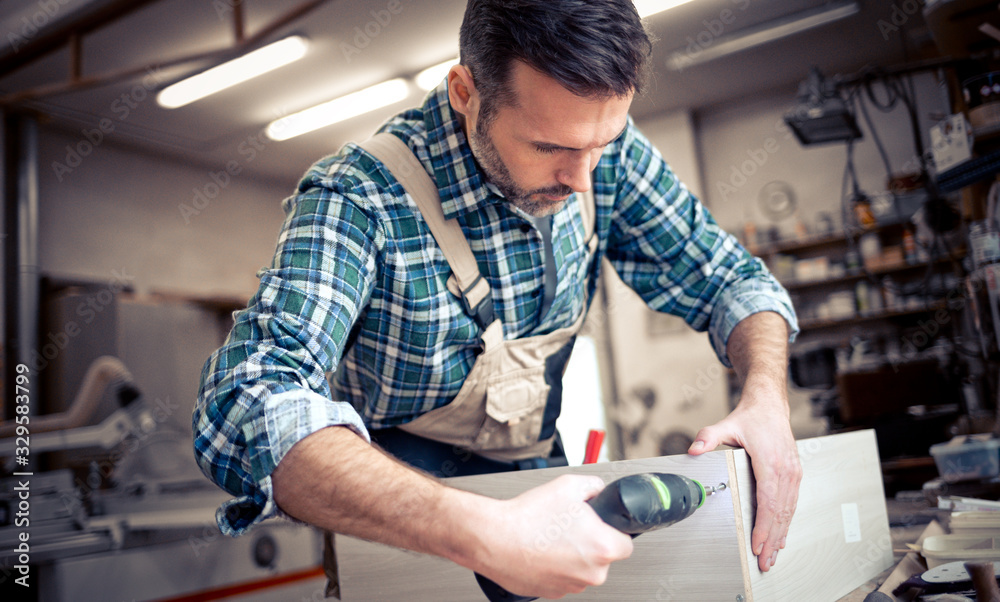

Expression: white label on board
xmin=842 ymin=502 xmax=862 ymax=543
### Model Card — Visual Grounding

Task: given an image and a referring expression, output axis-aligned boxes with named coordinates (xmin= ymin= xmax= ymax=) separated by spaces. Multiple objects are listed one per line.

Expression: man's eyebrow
xmin=532 ymin=123 xmax=628 ymax=151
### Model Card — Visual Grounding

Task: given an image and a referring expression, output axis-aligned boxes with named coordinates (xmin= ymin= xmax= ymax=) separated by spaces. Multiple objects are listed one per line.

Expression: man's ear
xmin=447 ymin=64 xmax=479 ymax=121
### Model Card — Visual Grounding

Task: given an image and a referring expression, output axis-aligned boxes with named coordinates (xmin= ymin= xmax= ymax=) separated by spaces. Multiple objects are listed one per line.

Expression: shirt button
xmin=519 ymin=224 xmax=532 ymax=233
xmin=532 ymin=289 xmax=541 ymax=298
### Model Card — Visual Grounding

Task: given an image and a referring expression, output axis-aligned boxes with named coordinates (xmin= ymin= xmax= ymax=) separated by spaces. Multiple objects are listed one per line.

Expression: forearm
xmin=271 ymin=426 xmax=634 ymax=596
xmin=703 ymin=310 xmax=799 ymax=571
xmin=271 ymin=426 xmax=490 ymax=570
xmin=726 ymin=311 xmax=791 ymax=412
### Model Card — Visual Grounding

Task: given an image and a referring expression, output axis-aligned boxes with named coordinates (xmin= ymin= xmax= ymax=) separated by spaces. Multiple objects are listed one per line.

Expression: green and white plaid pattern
xmin=193 ymin=80 xmax=798 ymax=535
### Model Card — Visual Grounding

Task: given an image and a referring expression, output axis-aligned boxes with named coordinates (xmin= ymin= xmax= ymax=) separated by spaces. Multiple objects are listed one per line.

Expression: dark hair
xmin=459 ymin=0 xmax=653 ymax=123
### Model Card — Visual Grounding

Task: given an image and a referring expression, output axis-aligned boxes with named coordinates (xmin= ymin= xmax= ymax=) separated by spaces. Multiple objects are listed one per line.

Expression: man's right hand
xmin=273 ymin=428 xmax=632 ymax=599
xmin=464 ymin=474 xmax=634 ymax=599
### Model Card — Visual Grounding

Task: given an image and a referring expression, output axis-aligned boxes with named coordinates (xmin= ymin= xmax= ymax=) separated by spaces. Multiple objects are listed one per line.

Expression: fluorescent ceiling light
xmin=416 ymin=58 xmax=459 ymax=91
xmin=158 ymin=36 xmax=309 ymax=109
xmin=634 ymin=0 xmax=696 ymax=18
xmin=667 ymin=1 xmax=859 ymax=71
xmin=266 ymin=78 xmax=410 ymax=141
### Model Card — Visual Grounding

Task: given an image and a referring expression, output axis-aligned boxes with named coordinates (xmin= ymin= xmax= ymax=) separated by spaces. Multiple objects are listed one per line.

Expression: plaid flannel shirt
xmin=193 ymin=80 xmax=798 ymax=535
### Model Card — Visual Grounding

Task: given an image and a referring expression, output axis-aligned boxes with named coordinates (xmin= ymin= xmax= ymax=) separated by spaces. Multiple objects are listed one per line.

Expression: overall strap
xmin=358 ymin=133 xmax=495 ymax=330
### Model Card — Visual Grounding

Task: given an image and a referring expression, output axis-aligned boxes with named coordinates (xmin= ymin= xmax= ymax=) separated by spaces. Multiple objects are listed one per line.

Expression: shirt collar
xmin=422 ymin=79 xmax=499 ymax=220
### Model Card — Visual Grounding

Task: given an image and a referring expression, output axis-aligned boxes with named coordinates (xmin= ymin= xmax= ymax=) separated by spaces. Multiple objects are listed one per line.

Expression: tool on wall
xmin=474 ymin=472 xmax=726 ymax=602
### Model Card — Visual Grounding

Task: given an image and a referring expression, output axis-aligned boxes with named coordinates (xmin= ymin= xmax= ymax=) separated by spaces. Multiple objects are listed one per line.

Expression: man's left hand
xmin=687 ymin=382 xmax=801 ymax=573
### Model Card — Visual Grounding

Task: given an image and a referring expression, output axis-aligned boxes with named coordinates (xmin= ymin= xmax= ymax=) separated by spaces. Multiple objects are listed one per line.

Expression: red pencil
xmin=583 ymin=429 xmax=605 ymax=464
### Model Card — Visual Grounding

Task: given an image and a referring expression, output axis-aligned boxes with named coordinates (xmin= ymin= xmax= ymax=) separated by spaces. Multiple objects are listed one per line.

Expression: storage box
xmin=930 ymin=435 xmax=1000 ymax=483
xmin=922 ymin=534 xmax=1000 ymax=569
xmin=794 ymin=256 xmax=829 ymax=282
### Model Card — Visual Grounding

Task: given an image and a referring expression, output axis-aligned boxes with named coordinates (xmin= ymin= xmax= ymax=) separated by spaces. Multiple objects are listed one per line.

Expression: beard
xmin=469 ymin=119 xmax=574 ymax=217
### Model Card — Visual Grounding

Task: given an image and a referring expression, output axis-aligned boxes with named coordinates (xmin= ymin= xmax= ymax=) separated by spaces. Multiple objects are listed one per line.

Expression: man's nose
xmin=556 ymin=150 xmax=598 ymax=193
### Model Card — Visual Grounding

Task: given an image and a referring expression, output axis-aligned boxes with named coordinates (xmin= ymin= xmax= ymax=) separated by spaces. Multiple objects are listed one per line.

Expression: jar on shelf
xmin=882 ymin=277 xmax=898 ymax=309
xmin=903 ymin=226 xmax=919 ymax=265
xmin=856 ymin=280 xmax=870 ymax=314
xmin=853 ymin=194 xmax=877 ymax=229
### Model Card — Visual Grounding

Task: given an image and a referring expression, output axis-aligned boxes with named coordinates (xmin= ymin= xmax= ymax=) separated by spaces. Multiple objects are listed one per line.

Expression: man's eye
xmin=535 ymin=145 xmax=558 ymax=155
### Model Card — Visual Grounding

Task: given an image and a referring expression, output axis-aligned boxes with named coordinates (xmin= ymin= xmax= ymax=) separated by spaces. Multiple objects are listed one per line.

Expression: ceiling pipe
xmin=0 ymin=0 xmax=161 ymax=79
xmin=233 ymin=0 xmax=245 ymax=44
xmin=0 ymin=0 xmax=335 ymax=107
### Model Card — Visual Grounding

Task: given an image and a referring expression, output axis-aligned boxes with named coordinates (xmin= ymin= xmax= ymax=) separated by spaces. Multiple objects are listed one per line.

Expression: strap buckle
xmin=459 ymin=274 xmax=495 ymax=330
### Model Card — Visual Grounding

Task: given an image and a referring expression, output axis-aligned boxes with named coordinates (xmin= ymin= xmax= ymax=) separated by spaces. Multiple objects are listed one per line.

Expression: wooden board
xmin=338 ymin=452 xmax=744 ymax=601
xmin=337 ymin=430 xmax=892 ymax=601
xmin=737 ymin=429 xmax=893 ymax=602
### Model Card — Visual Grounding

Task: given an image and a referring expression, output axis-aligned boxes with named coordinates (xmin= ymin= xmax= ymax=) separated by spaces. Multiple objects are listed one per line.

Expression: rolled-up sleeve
xmin=606 ymin=122 xmax=798 ymax=367
xmin=193 ymin=165 xmax=384 ymax=535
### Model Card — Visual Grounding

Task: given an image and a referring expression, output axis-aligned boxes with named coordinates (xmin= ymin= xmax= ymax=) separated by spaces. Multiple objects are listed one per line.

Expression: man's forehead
xmin=500 ymin=61 xmax=632 ymax=148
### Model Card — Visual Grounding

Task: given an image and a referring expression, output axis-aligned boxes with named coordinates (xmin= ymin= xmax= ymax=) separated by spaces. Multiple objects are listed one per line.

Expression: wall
xmin=691 ymin=74 xmax=951 ymax=439
xmin=27 ymin=126 xmax=293 ymax=476
xmin=604 ymin=75 xmax=950 ymax=453
xmin=698 ymin=73 xmax=951 ymax=237
xmin=37 ymin=127 xmax=291 ymax=298
xmin=28 ymin=74 xmax=946 ymax=459
xmin=604 ymin=110 xmax=732 ymax=460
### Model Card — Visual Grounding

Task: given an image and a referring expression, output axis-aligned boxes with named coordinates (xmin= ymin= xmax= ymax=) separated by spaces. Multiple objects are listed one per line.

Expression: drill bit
xmin=705 ymin=482 xmax=728 ymax=496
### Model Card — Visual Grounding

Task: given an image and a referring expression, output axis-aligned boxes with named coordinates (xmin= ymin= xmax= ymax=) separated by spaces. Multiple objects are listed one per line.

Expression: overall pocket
xmin=475 ymin=366 xmax=550 ymax=450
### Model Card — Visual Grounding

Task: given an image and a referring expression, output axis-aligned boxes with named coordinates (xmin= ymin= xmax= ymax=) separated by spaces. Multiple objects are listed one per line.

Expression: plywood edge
xmin=726 ymin=449 xmax=753 ymax=602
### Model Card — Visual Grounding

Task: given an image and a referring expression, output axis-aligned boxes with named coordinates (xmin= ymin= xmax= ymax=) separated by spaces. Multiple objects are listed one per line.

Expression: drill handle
xmin=474 ymin=573 xmax=538 ymax=602
xmin=472 ymin=489 xmax=625 ymax=602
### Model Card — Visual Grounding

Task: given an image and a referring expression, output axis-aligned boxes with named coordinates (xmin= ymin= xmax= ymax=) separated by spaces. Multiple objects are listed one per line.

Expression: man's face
xmin=463 ymin=61 xmax=633 ymax=217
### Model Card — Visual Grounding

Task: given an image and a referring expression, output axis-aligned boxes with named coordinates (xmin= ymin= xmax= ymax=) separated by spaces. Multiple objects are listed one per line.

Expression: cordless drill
xmin=475 ymin=472 xmax=723 ymax=602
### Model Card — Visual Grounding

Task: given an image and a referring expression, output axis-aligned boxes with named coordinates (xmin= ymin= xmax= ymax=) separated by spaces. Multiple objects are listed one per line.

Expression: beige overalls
xmin=322 ymin=133 xmax=597 ymax=596
xmin=360 ymin=133 xmax=598 ymax=462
